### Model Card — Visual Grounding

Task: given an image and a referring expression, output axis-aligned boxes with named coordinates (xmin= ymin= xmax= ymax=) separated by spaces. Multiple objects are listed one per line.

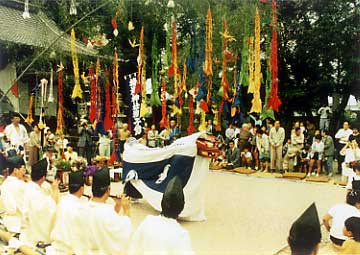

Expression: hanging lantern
xmin=128 ymin=21 xmax=135 ymax=31
xmin=167 ymin=0 xmax=175 ymax=8
xmin=22 ymin=0 xmax=30 ymax=19
xmin=47 ymin=67 xmax=54 ymax=103
xmin=70 ymin=0 xmax=77 ymax=15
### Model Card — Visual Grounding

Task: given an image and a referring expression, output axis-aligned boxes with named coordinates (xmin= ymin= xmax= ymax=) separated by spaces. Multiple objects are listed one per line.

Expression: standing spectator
xmin=169 ymin=119 xmax=181 ymax=143
xmin=118 ymin=123 xmax=131 ymax=159
xmin=322 ymin=129 xmax=335 ymax=177
xmin=269 ymin=120 xmax=285 ymax=173
xmin=318 ymin=105 xmax=332 ymax=131
xmin=77 ymin=120 xmax=94 ymax=164
xmin=335 ymin=121 xmax=353 ymax=173
xmin=206 ymin=119 xmax=214 ymax=134
xmin=307 ymin=135 xmax=324 ymax=177
xmin=225 ymin=140 xmax=240 ymax=169
xmin=256 ymin=130 xmax=270 ymax=172
xmin=340 ymin=140 xmax=360 ymax=183
xmin=251 ymin=126 xmax=260 ymax=170
xmin=55 ymin=134 xmax=69 ymax=157
xmin=238 ymin=123 xmax=252 ymax=153
xmin=300 ymin=121 xmax=307 ymax=134
xmin=225 ymin=124 xmax=235 ymax=143
xmin=28 ymin=124 xmax=41 ymax=166
xmin=159 ymin=127 xmax=170 ymax=147
xmin=147 ymin=124 xmax=159 ymax=148
xmin=306 ymin=120 xmax=316 ymax=144
xmin=98 ymin=130 xmax=112 ymax=157
xmin=264 ymin=118 xmax=273 ymax=133
xmin=349 ymin=126 xmax=360 ymax=145
xmin=4 ymin=112 xmax=29 ymax=152
xmin=283 ymin=127 xmax=304 ymax=172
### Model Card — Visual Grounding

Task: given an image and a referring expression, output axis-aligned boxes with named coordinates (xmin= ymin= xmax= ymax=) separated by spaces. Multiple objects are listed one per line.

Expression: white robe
xmin=0 ymin=176 xmax=26 ymax=233
xmin=87 ymin=200 xmax=132 ymax=255
xmin=20 ymin=181 xmax=57 ymax=246
xmin=128 ymin=215 xmax=195 ymax=255
xmin=50 ymin=194 xmax=90 ymax=255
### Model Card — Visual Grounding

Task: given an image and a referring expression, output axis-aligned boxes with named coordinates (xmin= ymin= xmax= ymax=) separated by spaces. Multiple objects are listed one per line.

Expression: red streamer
xmin=267 ymin=0 xmax=282 ymax=112
xmin=159 ymin=80 xmax=169 ymax=129
xmin=89 ymin=65 xmax=97 ymax=122
xmin=55 ymin=67 xmax=64 ymax=135
xmin=104 ymin=69 xmax=113 ymax=130
xmin=187 ymin=95 xmax=196 ymax=135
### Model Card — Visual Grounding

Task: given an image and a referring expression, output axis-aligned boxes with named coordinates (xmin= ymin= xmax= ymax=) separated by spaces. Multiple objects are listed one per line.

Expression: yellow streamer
xmin=204 ymin=8 xmax=213 ymax=76
xmin=70 ymin=28 xmax=82 ymax=99
xmin=250 ymin=8 xmax=262 ymax=113
xmin=198 ymin=110 xmax=207 ymax=131
xmin=247 ymin=36 xmax=255 ymax=93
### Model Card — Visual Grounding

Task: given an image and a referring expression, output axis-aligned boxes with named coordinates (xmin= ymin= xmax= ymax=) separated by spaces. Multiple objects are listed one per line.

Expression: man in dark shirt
xmin=349 ymin=127 xmax=360 ymax=145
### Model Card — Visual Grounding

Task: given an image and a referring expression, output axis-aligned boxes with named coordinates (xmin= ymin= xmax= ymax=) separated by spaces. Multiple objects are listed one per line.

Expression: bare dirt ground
xmin=97 ymin=171 xmax=347 ymax=255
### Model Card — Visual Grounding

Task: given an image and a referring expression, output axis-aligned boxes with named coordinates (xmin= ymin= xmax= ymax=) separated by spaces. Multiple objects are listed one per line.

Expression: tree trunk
xmin=330 ymin=91 xmax=350 ymax=134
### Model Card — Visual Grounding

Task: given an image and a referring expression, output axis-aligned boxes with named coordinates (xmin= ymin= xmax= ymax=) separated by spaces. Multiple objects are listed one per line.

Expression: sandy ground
xmin=83 ymin=171 xmax=347 ymax=255
xmin=0 ymin=170 xmax=347 ymax=255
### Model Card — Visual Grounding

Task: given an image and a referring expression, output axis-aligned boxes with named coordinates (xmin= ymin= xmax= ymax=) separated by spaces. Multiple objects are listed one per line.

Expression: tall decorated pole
xmin=110 ymin=50 xmax=120 ymax=163
xmin=159 ymin=79 xmax=169 ymax=129
xmin=267 ymin=0 xmax=282 ymax=112
xmin=95 ymin=58 xmax=101 ymax=122
xmin=150 ymin=36 xmax=161 ymax=107
xmin=204 ymin=8 xmax=213 ymax=104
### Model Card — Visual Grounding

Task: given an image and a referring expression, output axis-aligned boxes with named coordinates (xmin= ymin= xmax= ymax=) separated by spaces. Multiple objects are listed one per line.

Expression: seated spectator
xmin=300 ymin=144 xmax=310 ymax=173
xmin=225 ymin=140 xmax=240 ymax=169
xmin=346 ymin=161 xmax=360 ymax=193
xmin=283 ymin=127 xmax=304 ymax=172
xmin=256 ymin=130 xmax=270 ymax=172
xmin=339 ymin=217 xmax=360 ymax=254
xmin=138 ymin=133 xmax=148 ymax=146
xmin=282 ymin=138 xmax=291 ymax=156
xmin=238 ymin=123 xmax=251 ymax=153
xmin=349 ymin=126 xmax=360 ymax=145
xmin=159 ymin=128 xmax=170 ymax=147
xmin=241 ymin=146 xmax=253 ymax=169
xmin=307 ymin=135 xmax=324 ymax=177
xmin=64 ymin=145 xmax=78 ymax=163
xmin=323 ymin=192 xmax=360 ymax=247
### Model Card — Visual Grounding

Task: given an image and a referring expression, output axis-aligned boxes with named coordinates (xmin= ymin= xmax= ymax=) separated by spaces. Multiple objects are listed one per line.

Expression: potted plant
xmin=55 ymin=160 xmax=72 ymax=185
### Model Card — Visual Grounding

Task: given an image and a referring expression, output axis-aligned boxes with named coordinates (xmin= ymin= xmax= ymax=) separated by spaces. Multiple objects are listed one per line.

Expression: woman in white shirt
xmin=340 ymin=140 xmax=360 ymax=183
xmin=307 ymin=135 xmax=324 ymax=177
xmin=323 ymin=191 xmax=360 ymax=246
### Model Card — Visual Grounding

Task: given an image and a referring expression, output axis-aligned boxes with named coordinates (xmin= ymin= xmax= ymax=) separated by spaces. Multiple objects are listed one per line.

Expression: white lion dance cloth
xmin=122 ymin=133 xmax=210 ymax=221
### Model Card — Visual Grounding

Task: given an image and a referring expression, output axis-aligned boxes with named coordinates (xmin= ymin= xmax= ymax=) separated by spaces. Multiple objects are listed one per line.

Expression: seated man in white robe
xmin=20 ymin=159 xmax=59 ymax=247
xmin=287 ymin=203 xmax=322 ymax=255
xmin=1 ymin=156 xmax=27 ymax=233
xmin=88 ymin=168 xmax=132 ymax=254
xmin=128 ymin=176 xmax=195 ymax=255
xmin=49 ymin=170 xmax=90 ymax=255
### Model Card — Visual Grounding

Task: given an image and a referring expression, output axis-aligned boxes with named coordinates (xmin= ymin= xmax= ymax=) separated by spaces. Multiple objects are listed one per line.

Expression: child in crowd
xmin=300 ymin=144 xmax=310 ymax=173
xmin=241 ymin=146 xmax=253 ymax=169
xmin=307 ymin=134 xmax=324 ymax=177
xmin=256 ymin=130 xmax=270 ymax=172
xmin=339 ymin=217 xmax=360 ymax=254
